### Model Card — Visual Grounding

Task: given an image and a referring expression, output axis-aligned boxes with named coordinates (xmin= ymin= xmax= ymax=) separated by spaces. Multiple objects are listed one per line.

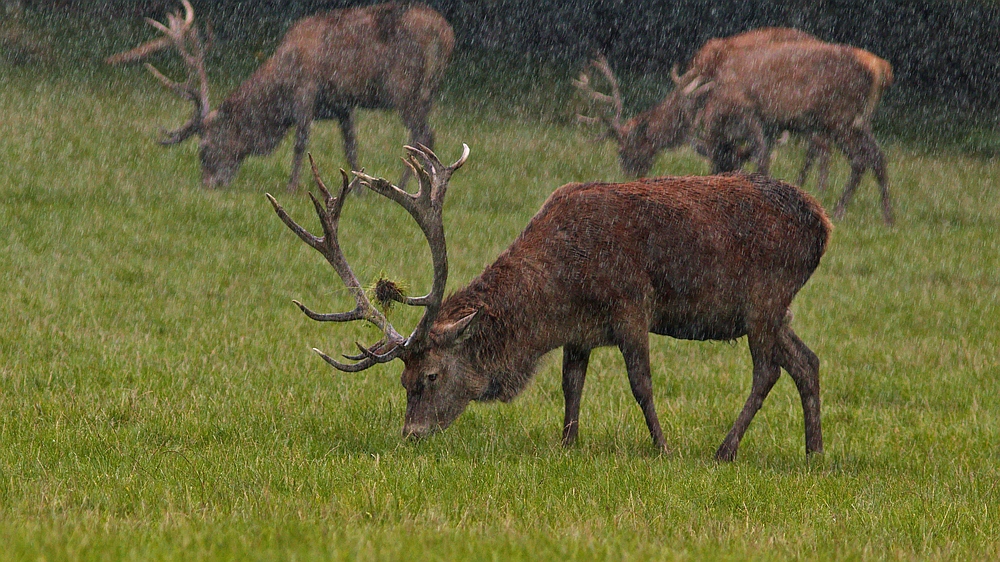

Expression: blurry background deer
xmin=106 ymin=1 xmax=453 ymax=190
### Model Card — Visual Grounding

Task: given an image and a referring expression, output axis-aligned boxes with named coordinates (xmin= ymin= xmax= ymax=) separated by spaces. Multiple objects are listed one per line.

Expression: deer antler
xmin=105 ymin=36 xmax=173 ymax=65
xmin=108 ymin=0 xmax=210 ymax=145
xmin=268 ymin=144 xmax=470 ymax=372
xmin=353 ymin=143 xmax=470 ymax=351
xmin=267 ymin=155 xmax=408 ymax=372
xmin=573 ymin=54 xmax=625 ymax=140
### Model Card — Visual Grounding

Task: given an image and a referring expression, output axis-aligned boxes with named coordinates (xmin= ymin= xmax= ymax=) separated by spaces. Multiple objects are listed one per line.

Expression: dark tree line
xmin=22 ymin=0 xmax=1000 ymax=109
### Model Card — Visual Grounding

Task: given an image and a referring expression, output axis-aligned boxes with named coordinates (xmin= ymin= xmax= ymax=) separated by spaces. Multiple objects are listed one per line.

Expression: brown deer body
xmin=110 ymin=1 xmax=453 ymax=189
xmin=577 ymin=28 xmax=894 ymax=223
xmin=700 ymin=42 xmax=893 ymax=223
xmin=269 ymin=145 xmax=831 ymax=461
xmin=676 ymin=28 xmax=834 ymax=189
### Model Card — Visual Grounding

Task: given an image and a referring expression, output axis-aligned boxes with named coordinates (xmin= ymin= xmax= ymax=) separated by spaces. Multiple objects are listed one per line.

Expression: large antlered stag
xmin=108 ymin=1 xmax=453 ymax=189
xmin=577 ymin=29 xmax=894 ymax=224
xmin=268 ymin=144 xmax=832 ymax=461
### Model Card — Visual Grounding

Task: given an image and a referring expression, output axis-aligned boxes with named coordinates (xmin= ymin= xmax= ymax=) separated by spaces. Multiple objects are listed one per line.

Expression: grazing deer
xmin=672 ymin=28 xmax=893 ymax=193
xmin=671 ymin=28 xmax=836 ymax=190
xmin=268 ymin=144 xmax=831 ymax=461
xmin=108 ymin=0 xmax=454 ymax=190
xmin=577 ymin=33 xmax=894 ymax=224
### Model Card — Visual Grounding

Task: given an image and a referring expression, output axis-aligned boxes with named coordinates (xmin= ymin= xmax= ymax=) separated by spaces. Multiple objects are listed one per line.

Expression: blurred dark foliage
xmin=21 ymin=0 xmax=1000 ymax=110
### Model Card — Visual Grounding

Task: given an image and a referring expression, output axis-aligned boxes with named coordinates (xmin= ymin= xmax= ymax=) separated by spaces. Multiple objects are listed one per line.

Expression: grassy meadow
xmin=2 ymin=20 xmax=1000 ymax=560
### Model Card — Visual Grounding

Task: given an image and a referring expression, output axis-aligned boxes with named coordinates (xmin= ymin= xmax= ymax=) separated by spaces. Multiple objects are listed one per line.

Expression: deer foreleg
xmin=287 ymin=119 xmax=313 ymax=192
xmin=798 ymin=135 xmax=819 ymax=187
xmin=816 ymin=143 xmax=832 ymax=193
xmin=561 ymin=344 xmax=591 ymax=446
xmin=619 ymin=336 xmax=668 ymax=452
xmin=336 ymin=109 xmax=358 ymax=173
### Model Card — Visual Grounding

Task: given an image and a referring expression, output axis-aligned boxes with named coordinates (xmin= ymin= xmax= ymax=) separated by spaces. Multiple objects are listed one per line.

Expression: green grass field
xmin=2 ymin=25 xmax=999 ymax=560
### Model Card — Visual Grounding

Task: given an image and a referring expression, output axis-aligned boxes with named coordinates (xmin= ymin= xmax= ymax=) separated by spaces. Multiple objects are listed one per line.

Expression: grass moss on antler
xmin=372 ymin=277 xmax=407 ymax=310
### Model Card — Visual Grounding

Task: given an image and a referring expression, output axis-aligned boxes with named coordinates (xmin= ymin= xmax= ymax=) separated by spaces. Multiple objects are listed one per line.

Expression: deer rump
xmin=706 ymin=44 xmax=873 ymax=141
xmin=692 ymin=41 xmax=893 ymax=223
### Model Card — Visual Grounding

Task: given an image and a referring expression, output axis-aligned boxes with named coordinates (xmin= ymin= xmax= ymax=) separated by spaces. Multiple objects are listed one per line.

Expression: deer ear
xmin=436 ymin=311 xmax=479 ymax=347
xmin=689 ymin=81 xmax=714 ymax=99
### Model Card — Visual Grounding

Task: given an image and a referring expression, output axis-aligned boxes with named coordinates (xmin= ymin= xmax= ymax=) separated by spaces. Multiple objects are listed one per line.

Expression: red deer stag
xmin=672 ymin=28 xmax=834 ymax=189
xmin=578 ymin=34 xmax=894 ymax=224
xmin=108 ymin=0 xmax=454 ymax=190
xmin=671 ymin=27 xmax=893 ymax=193
xmin=267 ymin=144 xmax=832 ymax=461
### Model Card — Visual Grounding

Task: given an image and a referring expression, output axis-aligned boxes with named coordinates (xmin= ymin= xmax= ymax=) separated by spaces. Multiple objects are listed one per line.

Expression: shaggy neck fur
xmin=435 ymin=253 xmax=556 ymax=403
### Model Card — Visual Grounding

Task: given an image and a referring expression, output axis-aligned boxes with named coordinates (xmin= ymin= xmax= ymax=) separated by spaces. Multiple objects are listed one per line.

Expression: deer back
xmin=711 ymin=42 xmax=874 ymax=131
xmin=677 ymin=27 xmax=820 ymax=86
xmin=434 ymin=173 xmax=831 ymax=372
xmin=270 ymin=3 xmax=454 ymax=109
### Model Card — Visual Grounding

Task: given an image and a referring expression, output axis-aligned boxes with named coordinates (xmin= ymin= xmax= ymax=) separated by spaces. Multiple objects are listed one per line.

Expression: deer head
xmin=576 ymin=55 xmax=714 ymax=176
xmin=268 ymin=144 xmax=478 ymax=438
xmin=108 ymin=1 xmax=241 ymax=188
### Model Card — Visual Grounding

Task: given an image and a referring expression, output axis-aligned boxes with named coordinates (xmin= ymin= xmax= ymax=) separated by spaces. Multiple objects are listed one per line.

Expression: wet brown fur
xmin=401 ymin=172 xmax=831 ymax=460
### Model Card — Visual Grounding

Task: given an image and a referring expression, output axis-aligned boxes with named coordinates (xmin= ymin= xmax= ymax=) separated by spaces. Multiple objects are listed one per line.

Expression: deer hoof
xmin=714 ymin=442 xmax=738 ymax=463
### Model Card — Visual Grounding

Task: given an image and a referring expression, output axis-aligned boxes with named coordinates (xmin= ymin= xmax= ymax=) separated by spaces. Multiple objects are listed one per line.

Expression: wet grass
xmin=2 ymin=29 xmax=1000 ymax=561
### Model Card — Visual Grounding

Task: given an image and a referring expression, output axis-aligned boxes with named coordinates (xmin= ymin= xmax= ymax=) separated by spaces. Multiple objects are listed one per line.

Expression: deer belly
xmin=651 ymin=313 xmax=747 ymax=342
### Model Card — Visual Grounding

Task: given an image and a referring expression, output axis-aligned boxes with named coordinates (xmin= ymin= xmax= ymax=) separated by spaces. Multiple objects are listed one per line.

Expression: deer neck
xmin=441 ymin=259 xmax=559 ymax=403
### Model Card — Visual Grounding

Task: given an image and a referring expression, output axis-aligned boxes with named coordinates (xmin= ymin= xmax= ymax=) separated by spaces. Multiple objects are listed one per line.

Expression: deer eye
xmin=427 ymin=373 xmax=438 ymax=383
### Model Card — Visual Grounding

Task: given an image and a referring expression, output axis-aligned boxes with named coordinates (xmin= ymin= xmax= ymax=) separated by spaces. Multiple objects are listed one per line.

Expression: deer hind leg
xmin=833 ymin=128 xmax=892 ymax=224
xmin=287 ymin=119 xmax=313 ymax=192
xmin=716 ymin=326 xmax=781 ymax=462
xmin=871 ymin=138 xmax=893 ymax=225
xmin=618 ymin=335 xmax=668 ymax=452
xmin=776 ymin=319 xmax=823 ymax=455
xmin=561 ymin=344 xmax=591 ymax=446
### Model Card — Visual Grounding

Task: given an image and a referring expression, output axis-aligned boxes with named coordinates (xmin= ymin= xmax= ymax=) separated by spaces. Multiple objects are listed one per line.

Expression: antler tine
xmin=353 ymin=341 xmax=407 ymax=363
xmin=405 ymin=143 xmax=469 ymax=208
xmin=574 ymin=54 xmax=625 ymax=139
xmin=312 ymin=344 xmax=404 ymax=371
xmin=588 ymin=54 xmax=624 ymax=130
xmin=181 ymin=0 xmax=194 ymax=27
xmin=106 ymin=0 xmax=195 ymax=65
xmin=124 ymin=1 xmax=210 ymax=145
xmin=313 ymin=348 xmax=377 ymax=373
xmin=342 ymin=339 xmax=390 ymax=361
xmin=352 ymin=145 xmax=470 ymax=351
xmin=308 ymin=153 xmax=355 ymax=230
xmin=105 ymin=36 xmax=172 ymax=65
xmin=268 ymin=157 xmax=408 ymax=372
xmin=143 ymin=62 xmax=196 ymax=100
